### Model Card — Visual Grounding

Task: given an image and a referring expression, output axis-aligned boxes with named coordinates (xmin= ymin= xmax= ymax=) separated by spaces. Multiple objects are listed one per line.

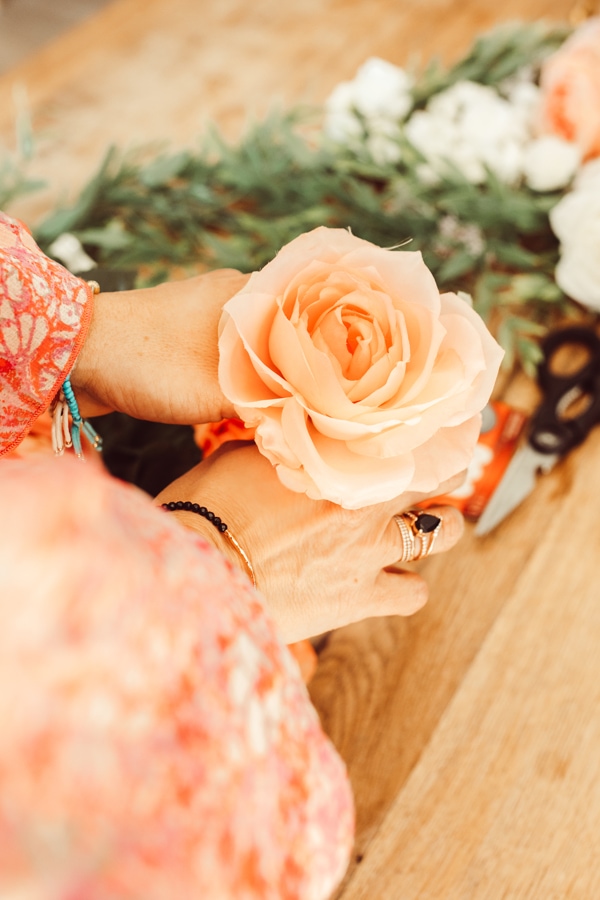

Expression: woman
xmin=0 ymin=211 xmax=462 ymax=898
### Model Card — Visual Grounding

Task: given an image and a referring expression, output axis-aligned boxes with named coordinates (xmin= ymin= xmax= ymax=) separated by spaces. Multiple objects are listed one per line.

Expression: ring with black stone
xmin=393 ymin=510 xmax=443 ymax=562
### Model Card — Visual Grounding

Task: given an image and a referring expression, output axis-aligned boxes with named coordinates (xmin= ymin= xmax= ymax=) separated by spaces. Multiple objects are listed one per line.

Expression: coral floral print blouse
xmin=0 ymin=212 xmax=353 ymax=899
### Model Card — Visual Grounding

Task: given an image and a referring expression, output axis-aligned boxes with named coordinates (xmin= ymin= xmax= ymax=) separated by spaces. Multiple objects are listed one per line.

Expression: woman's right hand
xmin=72 ymin=269 xmax=249 ymax=424
xmin=155 ymin=443 xmax=465 ymax=643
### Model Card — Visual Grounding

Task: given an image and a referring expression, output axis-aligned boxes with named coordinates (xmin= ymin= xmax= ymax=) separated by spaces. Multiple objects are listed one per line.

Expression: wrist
xmin=70 ymin=276 xmax=236 ymax=424
xmin=70 ymin=289 xmax=124 ymax=417
xmin=159 ymin=502 xmax=256 ymax=585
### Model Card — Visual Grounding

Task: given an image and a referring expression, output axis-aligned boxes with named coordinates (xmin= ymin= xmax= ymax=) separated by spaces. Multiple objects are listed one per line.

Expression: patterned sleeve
xmin=0 ymin=211 xmax=94 ymax=456
xmin=0 ymin=455 xmax=354 ymax=898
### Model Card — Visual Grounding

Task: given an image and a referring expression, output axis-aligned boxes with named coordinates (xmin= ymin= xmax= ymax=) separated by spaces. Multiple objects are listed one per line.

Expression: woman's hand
xmin=155 ymin=443 xmax=465 ymax=643
xmin=72 ymin=269 xmax=249 ymax=424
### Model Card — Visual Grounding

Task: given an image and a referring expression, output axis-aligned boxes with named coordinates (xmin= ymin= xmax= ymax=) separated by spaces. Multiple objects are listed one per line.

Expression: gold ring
xmin=393 ymin=510 xmax=443 ymax=562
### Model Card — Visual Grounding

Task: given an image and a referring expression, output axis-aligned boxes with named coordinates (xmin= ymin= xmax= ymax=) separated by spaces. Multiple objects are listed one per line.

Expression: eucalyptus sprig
xmin=412 ymin=20 xmax=570 ymax=107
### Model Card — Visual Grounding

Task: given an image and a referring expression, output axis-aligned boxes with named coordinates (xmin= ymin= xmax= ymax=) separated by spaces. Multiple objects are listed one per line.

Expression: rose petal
xmin=269 ymin=304 xmax=355 ymax=415
xmin=408 ymin=415 xmax=482 ymax=492
xmin=273 ymin=401 xmax=417 ymax=508
xmin=219 ymin=313 xmax=291 ymax=404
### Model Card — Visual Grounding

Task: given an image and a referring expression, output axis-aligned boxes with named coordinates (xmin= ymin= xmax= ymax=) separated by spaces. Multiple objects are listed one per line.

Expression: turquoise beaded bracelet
xmin=51 ymin=279 xmax=104 ymax=459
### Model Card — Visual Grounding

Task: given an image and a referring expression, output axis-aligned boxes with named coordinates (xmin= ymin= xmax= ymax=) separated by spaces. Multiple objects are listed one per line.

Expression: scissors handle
xmin=529 ymin=326 xmax=600 ymax=457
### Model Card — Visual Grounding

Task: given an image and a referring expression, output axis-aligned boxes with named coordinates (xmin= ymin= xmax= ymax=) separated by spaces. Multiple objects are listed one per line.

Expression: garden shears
xmin=475 ymin=325 xmax=600 ymax=536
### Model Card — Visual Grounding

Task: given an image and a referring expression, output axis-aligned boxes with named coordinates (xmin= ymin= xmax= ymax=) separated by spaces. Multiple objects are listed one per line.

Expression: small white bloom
xmin=428 ymin=80 xmax=497 ymax=119
xmin=415 ymin=162 xmax=441 ymax=185
xmin=366 ymin=131 xmax=402 ymax=166
xmin=523 ymin=136 xmax=581 ymax=192
xmin=550 ymin=161 xmax=600 ymax=310
xmin=446 ymin=141 xmax=487 ymax=183
xmin=503 ymin=79 xmax=541 ymax=127
xmin=555 ymin=245 xmax=600 ymax=311
xmin=405 ymin=79 xmax=532 ymax=185
xmin=48 ymin=233 xmax=97 ymax=273
xmin=404 ymin=109 xmax=455 ymax=157
xmin=439 ymin=215 xmax=485 ymax=255
xmin=485 ymin=140 xmax=525 ymax=185
xmin=325 ymin=82 xmax=364 ymax=142
xmin=569 ymin=156 xmax=600 ymax=192
xmin=350 ymin=57 xmax=414 ymax=120
xmin=324 ymin=57 xmax=413 ymax=163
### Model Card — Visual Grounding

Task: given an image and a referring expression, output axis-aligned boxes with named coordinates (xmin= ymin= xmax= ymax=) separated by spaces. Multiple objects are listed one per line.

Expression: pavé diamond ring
xmin=393 ymin=510 xmax=443 ymax=563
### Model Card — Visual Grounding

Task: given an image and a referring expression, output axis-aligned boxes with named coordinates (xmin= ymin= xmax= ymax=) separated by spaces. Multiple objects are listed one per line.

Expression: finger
xmin=380 ymin=503 xmax=464 ymax=567
xmin=416 ymin=504 xmax=464 ymax=554
xmin=370 ymin=570 xmax=429 ymax=617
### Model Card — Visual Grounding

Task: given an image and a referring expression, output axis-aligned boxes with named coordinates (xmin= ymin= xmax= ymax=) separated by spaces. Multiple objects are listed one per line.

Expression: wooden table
xmin=2 ymin=1 xmax=599 ymax=896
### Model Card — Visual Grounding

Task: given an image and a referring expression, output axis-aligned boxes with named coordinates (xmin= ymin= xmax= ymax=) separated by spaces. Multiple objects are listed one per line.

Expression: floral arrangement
xmin=2 ymin=17 xmax=599 ymax=380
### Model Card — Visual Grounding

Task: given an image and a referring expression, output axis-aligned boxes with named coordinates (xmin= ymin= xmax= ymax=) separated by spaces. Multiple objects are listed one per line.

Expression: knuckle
xmin=336 ymin=505 xmax=366 ymax=530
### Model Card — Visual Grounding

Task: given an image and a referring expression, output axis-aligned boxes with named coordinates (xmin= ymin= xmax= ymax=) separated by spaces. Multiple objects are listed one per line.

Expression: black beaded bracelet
xmin=161 ymin=501 xmax=256 ymax=587
xmin=161 ymin=501 xmax=228 ymax=532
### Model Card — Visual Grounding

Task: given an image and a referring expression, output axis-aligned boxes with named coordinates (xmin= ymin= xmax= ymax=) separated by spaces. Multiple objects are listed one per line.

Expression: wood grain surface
xmin=0 ymin=0 xmax=111 ymax=75
xmin=1 ymin=1 xmax=597 ymax=897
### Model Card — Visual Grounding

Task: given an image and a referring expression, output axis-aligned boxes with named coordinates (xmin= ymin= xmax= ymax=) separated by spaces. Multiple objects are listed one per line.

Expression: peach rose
xmin=539 ymin=18 xmax=600 ymax=160
xmin=218 ymin=227 xmax=503 ymax=509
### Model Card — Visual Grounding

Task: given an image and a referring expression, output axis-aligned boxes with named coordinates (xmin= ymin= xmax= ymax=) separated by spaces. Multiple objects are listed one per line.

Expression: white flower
xmin=346 ymin=58 xmax=414 ymax=120
xmin=503 ymin=78 xmax=541 ymax=127
xmin=48 ymin=233 xmax=97 ymax=273
xmin=439 ymin=215 xmax=485 ymax=255
xmin=566 ymin=156 xmax=600 ymax=191
xmin=366 ymin=129 xmax=402 ymax=166
xmin=550 ymin=160 xmax=600 ymax=310
xmin=324 ymin=58 xmax=413 ymax=164
xmin=405 ymin=80 xmax=530 ymax=185
xmin=404 ymin=109 xmax=454 ymax=159
xmin=324 ymin=82 xmax=363 ymax=142
xmin=523 ymin=136 xmax=581 ymax=192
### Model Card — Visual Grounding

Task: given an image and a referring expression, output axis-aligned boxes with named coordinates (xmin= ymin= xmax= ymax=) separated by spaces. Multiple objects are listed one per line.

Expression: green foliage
xmin=0 ymin=20 xmax=588 ymax=369
xmin=412 ymin=21 xmax=569 ymax=107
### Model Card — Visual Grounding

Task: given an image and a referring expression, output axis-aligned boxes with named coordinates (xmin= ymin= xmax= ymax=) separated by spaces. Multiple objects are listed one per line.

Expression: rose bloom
xmin=539 ymin=17 xmax=600 ymax=160
xmin=218 ymin=227 xmax=503 ymax=509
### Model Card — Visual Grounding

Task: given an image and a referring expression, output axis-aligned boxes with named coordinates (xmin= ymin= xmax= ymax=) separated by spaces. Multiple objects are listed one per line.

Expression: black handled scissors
xmin=475 ymin=325 xmax=600 ymax=535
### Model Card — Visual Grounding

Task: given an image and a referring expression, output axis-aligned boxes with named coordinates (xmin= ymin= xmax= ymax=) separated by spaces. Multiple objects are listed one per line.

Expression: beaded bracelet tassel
xmin=52 ymin=375 xmax=103 ymax=458
xmin=51 ymin=279 xmax=103 ymax=460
